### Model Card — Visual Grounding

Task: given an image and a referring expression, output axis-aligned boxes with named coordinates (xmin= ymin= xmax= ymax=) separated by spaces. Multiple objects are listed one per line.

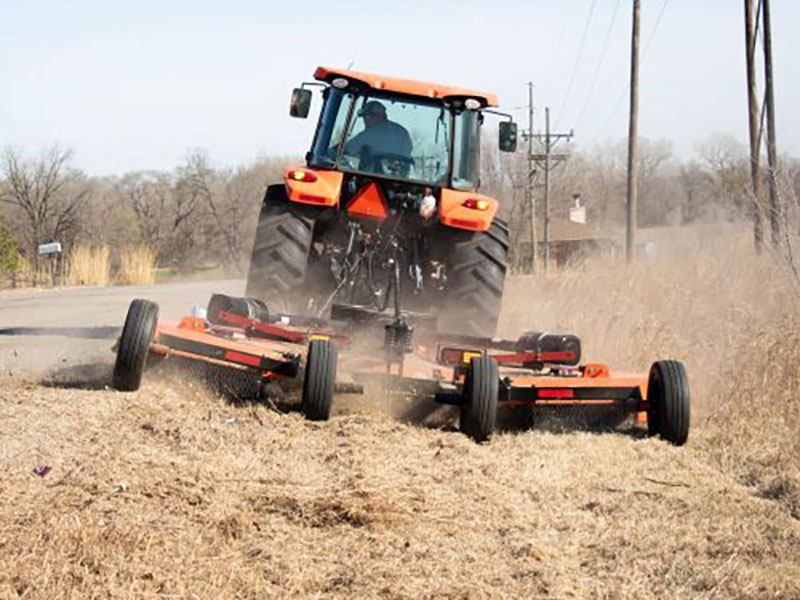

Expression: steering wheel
xmin=338 ymin=153 xmax=358 ymax=169
xmin=369 ymin=153 xmax=415 ymax=177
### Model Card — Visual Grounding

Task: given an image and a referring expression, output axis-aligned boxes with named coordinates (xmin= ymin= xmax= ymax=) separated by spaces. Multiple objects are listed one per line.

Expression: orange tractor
xmin=109 ymin=68 xmax=690 ymax=446
xmin=245 ymin=67 xmax=518 ymax=337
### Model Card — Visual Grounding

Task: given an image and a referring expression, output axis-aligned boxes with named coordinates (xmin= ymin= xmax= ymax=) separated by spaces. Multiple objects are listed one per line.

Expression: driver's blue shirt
xmin=344 ymin=120 xmax=413 ymax=159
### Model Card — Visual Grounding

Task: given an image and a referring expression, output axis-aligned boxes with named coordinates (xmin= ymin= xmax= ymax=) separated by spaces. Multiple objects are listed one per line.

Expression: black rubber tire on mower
xmin=438 ymin=218 xmax=509 ymax=337
xmin=647 ymin=360 xmax=690 ymax=446
xmin=460 ymin=356 xmax=500 ymax=442
xmin=245 ymin=185 xmax=315 ymax=310
xmin=302 ymin=339 xmax=338 ymax=421
xmin=113 ymin=299 xmax=159 ymax=392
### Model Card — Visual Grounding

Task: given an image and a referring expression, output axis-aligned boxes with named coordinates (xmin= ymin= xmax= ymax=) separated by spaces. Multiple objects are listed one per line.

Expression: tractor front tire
xmin=647 ymin=360 xmax=690 ymax=446
xmin=302 ymin=339 xmax=338 ymax=421
xmin=245 ymin=186 xmax=315 ymax=311
xmin=460 ymin=356 xmax=499 ymax=442
xmin=438 ymin=219 xmax=509 ymax=337
xmin=113 ymin=299 xmax=159 ymax=391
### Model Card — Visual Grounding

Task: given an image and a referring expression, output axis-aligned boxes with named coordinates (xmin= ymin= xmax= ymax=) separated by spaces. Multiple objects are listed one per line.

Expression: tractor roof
xmin=314 ymin=67 xmax=499 ymax=107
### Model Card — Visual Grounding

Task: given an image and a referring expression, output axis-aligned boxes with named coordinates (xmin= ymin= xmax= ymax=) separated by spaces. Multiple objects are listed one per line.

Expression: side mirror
xmin=499 ymin=121 xmax=518 ymax=153
xmin=290 ymin=88 xmax=312 ymax=118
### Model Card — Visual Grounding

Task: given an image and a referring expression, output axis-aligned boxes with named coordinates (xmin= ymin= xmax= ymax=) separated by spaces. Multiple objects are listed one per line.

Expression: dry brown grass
xmin=118 ymin=246 xmax=156 ymax=286
xmin=501 ymin=234 xmax=800 ymax=521
xmin=1 ymin=235 xmax=799 ymax=598
xmin=10 ymin=255 xmax=57 ymax=287
xmin=1 ymin=377 xmax=798 ymax=599
xmin=66 ymin=245 xmax=111 ymax=287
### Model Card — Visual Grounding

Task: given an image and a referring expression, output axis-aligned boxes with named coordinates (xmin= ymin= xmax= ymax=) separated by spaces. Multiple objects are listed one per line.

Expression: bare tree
xmin=177 ymin=150 xmax=235 ymax=267
xmin=116 ymin=171 xmax=176 ymax=260
xmin=0 ymin=146 xmax=91 ymax=274
xmin=695 ymin=133 xmax=750 ymax=220
xmin=679 ymin=160 xmax=711 ymax=223
xmin=177 ymin=149 xmax=287 ymax=272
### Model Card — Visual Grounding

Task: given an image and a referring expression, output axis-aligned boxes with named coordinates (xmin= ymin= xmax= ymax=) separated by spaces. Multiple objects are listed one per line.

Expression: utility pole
xmin=744 ymin=0 xmax=764 ymax=252
xmin=762 ymin=0 xmax=780 ymax=246
xmin=526 ymin=82 xmax=536 ymax=272
xmin=625 ymin=0 xmax=641 ymax=263
xmin=531 ymin=107 xmax=573 ymax=272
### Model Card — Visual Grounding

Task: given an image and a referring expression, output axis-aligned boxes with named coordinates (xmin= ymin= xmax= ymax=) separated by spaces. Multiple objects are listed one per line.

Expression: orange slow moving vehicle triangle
xmin=346 ymin=182 xmax=389 ymax=220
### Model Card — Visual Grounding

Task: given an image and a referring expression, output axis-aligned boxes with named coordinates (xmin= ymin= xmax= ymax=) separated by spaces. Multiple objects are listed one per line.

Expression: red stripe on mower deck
xmin=154 ymin=326 xmax=300 ymax=378
xmin=536 ymin=388 xmax=575 ymax=399
xmin=223 ymin=350 xmax=262 ymax=367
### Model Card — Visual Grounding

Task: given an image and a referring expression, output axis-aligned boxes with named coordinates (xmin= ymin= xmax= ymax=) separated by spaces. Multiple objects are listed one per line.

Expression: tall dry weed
xmin=501 ymin=231 xmax=800 ymax=517
xmin=118 ymin=246 xmax=155 ymax=285
xmin=13 ymin=256 xmax=37 ymax=286
xmin=11 ymin=254 xmax=64 ymax=286
xmin=66 ymin=245 xmax=110 ymax=287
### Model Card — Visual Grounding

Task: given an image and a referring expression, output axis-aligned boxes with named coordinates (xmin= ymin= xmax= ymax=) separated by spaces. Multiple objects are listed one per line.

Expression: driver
xmin=344 ymin=100 xmax=413 ymax=162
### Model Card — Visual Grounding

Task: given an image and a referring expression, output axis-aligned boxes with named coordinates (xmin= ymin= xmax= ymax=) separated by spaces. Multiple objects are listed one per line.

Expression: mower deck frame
xmin=345 ymin=337 xmax=649 ymax=417
xmin=114 ymin=296 xmax=688 ymax=444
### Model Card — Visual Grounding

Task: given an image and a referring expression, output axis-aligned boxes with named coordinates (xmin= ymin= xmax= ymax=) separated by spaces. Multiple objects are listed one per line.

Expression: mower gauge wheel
xmin=302 ymin=339 xmax=338 ymax=421
xmin=460 ymin=356 xmax=499 ymax=442
xmin=646 ymin=360 xmax=690 ymax=446
xmin=112 ymin=299 xmax=159 ymax=392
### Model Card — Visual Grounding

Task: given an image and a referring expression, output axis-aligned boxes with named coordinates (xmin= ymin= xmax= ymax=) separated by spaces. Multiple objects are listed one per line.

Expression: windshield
xmin=309 ymin=89 xmax=480 ymax=189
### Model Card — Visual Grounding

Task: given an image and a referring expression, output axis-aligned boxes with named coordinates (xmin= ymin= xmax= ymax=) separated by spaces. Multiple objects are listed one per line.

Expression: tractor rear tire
xmin=647 ymin=360 xmax=690 ymax=446
xmin=302 ymin=339 xmax=338 ymax=421
xmin=245 ymin=185 xmax=315 ymax=311
xmin=113 ymin=299 xmax=159 ymax=392
xmin=460 ymin=356 xmax=499 ymax=442
xmin=438 ymin=219 xmax=509 ymax=337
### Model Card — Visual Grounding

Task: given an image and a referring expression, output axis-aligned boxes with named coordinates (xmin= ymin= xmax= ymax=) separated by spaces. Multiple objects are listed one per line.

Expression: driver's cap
xmin=358 ymin=100 xmax=386 ymax=117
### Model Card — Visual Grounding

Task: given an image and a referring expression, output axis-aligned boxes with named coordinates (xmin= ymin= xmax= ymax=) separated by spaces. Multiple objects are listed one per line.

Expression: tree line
xmin=1 ymin=134 xmax=798 ymax=285
xmin=0 ymin=147 xmax=292 ymax=283
xmin=481 ymin=133 xmax=799 ymax=270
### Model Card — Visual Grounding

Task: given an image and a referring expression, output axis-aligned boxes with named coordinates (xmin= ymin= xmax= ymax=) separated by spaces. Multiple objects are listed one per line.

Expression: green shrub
xmin=0 ymin=215 xmax=20 ymax=275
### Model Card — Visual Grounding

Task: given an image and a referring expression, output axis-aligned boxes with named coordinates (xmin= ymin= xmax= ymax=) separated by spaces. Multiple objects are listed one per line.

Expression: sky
xmin=1 ymin=0 xmax=797 ymax=175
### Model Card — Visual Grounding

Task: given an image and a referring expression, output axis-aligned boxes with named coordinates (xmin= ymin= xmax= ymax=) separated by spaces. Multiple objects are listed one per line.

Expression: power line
xmin=587 ymin=0 xmax=669 ymax=147
xmin=545 ymin=0 xmax=577 ymax=99
xmin=556 ymin=0 xmax=598 ymax=129
xmin=574 ymin=0 xmax=623 ymax=130
xmin=530 ymin=108 xmax=574 ymax=272
xmin=555 ymin=0 xmax=665 ymax=190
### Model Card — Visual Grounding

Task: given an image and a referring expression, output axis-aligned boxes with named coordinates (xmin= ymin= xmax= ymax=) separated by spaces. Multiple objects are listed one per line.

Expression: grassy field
xmin=1 ymin=239 xmax=798 ymax=598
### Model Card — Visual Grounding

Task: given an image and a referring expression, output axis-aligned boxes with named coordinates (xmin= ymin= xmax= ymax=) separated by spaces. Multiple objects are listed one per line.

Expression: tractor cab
xmin=290 ymin=67 xmax=517 ymax=194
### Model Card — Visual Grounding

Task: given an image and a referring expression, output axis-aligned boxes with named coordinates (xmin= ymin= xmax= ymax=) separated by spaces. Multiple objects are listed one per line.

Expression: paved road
xmin=0 ymin=280 xmax=242 ymax=381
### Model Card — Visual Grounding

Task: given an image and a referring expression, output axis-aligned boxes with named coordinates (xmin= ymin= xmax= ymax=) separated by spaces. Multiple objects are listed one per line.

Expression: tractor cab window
xmin=310 ymin=88 xmax=350 ymax=166
xmin=310 ymin=90 xmax=452 ymax=187
xmin=452 ymin=110 xmax=481 ymax=190
xmin=339 ymin=96 xmax=450 ymax=184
